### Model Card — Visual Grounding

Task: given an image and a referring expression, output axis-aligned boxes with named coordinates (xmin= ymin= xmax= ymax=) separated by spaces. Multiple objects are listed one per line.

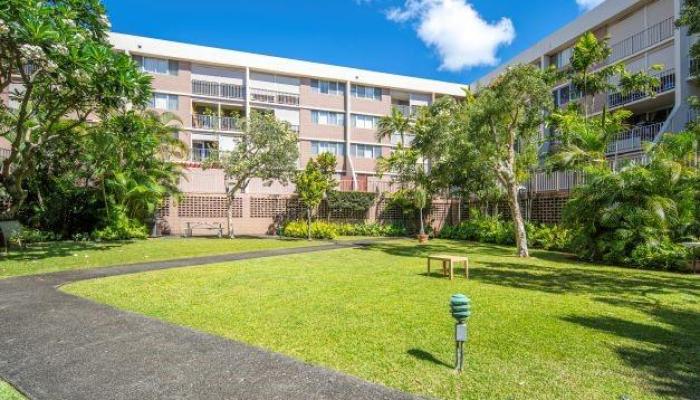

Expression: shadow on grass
xmin=563 ymin=303 xmax=700 ymax=399
xmin=0 ymin=241 xmax=128 ymax=263
xmin=470 ymin=261 xmax=700 ymax=299
xmin=407 ymin=348 xmax=453 ymax=369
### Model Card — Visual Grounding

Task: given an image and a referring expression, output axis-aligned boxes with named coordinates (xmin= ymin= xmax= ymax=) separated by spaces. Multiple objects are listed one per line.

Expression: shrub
xmin=439 ymin=210 xmax=571 ymax=252
xmin=628 ymin=241 xmax=689 ymax=271
xmin=282 ymin=220 xmax=407 ymax=239
xmin=10 ymin=228 xmax=59 ymax=245
xmin=92 ymin=209 xmax=148 ymax=240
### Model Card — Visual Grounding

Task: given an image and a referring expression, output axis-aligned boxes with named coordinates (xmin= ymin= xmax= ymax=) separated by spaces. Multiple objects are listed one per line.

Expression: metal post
xmin=449 ymin=294 xmax=471 ymax=373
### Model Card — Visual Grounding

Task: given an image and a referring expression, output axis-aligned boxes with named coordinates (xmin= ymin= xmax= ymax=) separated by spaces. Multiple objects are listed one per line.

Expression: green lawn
xmin=63 ymin=240 xmax=700 ymax=400
xmin=0 ymin=237 xmax=323 ymax=279
xmin=0 ymin=380 xmax=25 ymax=400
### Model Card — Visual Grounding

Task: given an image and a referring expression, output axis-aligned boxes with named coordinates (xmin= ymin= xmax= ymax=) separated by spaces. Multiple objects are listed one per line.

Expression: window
xmin=311 ymin=110 xmax=345 ymax=126
xmin=352 ymin=114 xmax=380 ymax=129
xmin=311 ymin=79 xmax=345 ymax=96
xmin=550 ymin=47 xmax=573 ymax=69
xmin=351 ymin=144 xmax=382 ymax=159
xmin=351 ymin=84 xmax=382 ymax=100
xmin=150 ymin=93 xmax=179 ymax=110
xmin=134 ymin=55 xmax=178 ymax=76
xmin=311 ymin=141 xmax=345 ymax=156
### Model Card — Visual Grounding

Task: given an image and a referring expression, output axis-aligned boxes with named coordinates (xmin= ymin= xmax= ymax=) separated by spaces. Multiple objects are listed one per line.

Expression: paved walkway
xmin=0 ymin=241 xmax=419 ymax=400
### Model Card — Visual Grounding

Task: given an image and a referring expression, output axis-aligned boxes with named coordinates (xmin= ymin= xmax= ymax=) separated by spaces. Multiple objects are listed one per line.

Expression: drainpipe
xmin=345 ymin=80 xmax=358 ymax=189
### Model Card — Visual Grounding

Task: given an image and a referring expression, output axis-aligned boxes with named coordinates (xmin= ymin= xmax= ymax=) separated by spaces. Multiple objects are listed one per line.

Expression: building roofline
xmin=108 ymin=32 xmax=468 ymax=96
xmin=471 ymin=0 xmax=646 ymax=87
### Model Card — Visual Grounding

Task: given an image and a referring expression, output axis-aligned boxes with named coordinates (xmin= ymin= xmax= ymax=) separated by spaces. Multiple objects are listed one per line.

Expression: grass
xmin=0 ymin=380 xmax=25 ymax=400
xmin=0 ymin=237 xmax=324 ymax=279
xmin=63 ymin=240 xmax=700 ymax=400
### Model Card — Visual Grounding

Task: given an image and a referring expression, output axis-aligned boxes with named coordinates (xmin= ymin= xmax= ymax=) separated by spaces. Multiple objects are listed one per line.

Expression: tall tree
xmin=205 ymin=112 xmax=299 ymax=238
xmin=467 ymin=64 xmax=553 ymax=257
xmin=294 ymin=154 xmax=337 ymax=240
xmin=377 ymin=107 xmax=411 ymax=146
xmin=0 ymin=0 xmax=152 ymax=214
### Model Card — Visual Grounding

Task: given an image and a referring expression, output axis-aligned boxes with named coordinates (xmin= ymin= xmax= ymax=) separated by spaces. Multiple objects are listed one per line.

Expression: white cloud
xmin=386 ymin=0 xmax=515 ymax=71
xmin=576 ymin=0 xmax=605 ymax=11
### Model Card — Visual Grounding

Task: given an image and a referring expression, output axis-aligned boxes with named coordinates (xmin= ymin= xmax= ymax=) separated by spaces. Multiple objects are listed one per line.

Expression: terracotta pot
xmin=417 ymin=233 xmax=429 ymax=243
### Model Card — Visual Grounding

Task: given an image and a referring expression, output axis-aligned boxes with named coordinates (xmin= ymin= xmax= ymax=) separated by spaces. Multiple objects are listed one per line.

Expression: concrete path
xmin=0 ymin=241 xmax=419 ymax=400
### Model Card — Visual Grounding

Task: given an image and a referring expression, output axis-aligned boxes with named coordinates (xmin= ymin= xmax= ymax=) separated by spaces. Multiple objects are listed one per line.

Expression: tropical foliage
xmin=294 ymin=153 xmax=337 ymax=239
xmin=563 ymin=130 xmax=699 ymax=270
xmin=18 ymin=111 xmax=185 ymax=239
xmin=464 ymin=64 xmax=553 ymax=257
xmin=0 ymin=0 xmax=152 ymax=214
xmin=206 ymin=111 xmax=299 ymax=238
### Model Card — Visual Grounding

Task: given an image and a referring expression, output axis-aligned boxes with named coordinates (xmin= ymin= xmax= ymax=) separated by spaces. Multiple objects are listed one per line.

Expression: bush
xmin=628 ymin=241 xmax=689 ymax=270
xmin=438 ymin=210 xmax=571 ymax=252
xmin=10 ymin=228 xmax=59 ymax=244
xmin=92 ymin=209 xmax=148 ymax=240
xmin=282 ymin=220 xmax=407 ymax=239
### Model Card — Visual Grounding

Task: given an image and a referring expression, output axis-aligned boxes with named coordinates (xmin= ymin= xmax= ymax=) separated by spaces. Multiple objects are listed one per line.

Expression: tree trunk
xmin=419 ymin=207 xmax=425 ymax=235
xmin=307 ymin=207 xmax=312 ymax=240
xmin=506 ymin=180 xmax=529 ymax=257
xmin=227 ymin=196 xmax=235 ymax=239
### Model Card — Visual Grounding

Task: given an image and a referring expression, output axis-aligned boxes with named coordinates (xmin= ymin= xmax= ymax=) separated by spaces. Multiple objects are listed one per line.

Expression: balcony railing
xmin=606 ymin=122 xmax=663 ymax=154
xmin=336 ymin=178 xmax=400 ymax=193
xmin=392 ymin=104 xmax=423 ymax=117
xmin=526 ymin=170 xmax=587 ymax=193
xmin=192 ymin=114 xmax=243 ymax=132
xmin=608 ymin=17 xmax=674 ymax=65
xmin=250 ymin=88 xmax=300 ymax=106
xmin=190 ymin=148 xmax=216 ymax=162
xmin=608 ymin=68 xmax=675 ymax=108
xmin=192 ymin=80 xmax=245 ymax=100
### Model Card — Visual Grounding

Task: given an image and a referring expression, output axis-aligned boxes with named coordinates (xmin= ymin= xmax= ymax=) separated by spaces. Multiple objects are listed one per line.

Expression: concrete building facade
xmin=107 ymin=33 xmax=466 ymax=234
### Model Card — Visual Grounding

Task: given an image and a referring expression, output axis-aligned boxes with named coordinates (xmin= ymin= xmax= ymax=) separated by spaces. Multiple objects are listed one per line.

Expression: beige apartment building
xmin=103 ymin=33 xmax=466 ymax=234
xmin=473 ymin=0 xmax=694 ymax=196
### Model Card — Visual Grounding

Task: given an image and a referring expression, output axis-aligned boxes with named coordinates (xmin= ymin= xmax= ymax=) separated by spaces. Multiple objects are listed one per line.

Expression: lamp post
xmin=449 ymin=294 xmax=471 ymax=373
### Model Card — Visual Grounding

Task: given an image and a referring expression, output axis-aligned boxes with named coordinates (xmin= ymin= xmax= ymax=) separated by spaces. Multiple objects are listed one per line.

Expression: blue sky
xmin=102 ymin=0 xmax=604 ymax=84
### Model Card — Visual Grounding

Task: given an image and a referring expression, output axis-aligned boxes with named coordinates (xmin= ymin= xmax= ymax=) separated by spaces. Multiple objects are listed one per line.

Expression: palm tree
xmin=377 ymin=107 xmax=411 ymax=146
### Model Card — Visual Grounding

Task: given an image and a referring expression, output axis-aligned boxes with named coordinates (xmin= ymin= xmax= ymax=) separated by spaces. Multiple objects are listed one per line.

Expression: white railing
xmin=250 ymin=88 xmax=300 ymax=106
xmin=392 ymin=104 xmax=423 ymax=117
xmin=607 ymin=122 xmax=663 ymax=154
xmin=608 ymin=17 xmax=674 ymax=65
xmin=192 ymin=80 xmax=245 ymax=100
xmin=608 ymin=68 xmax=675 ymax=108
xmin=190 ymin=148 xmax=216 ymax=162
xmin=192 ymin=115 xmax=243 ymax=132
xmin=527 ymin=170 xmax=587 ymax=192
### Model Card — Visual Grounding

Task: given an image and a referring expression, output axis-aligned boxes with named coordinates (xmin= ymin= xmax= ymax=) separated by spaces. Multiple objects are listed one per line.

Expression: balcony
xmin=192 ymin=80 xmax=245 ymax=100
xmin=250 ymin=88 xmax=300 ymax=106
xmin=192 ymin=114 xmax=244 ymax=132
xmin=392 ymin=104 xmax=423 ymax=117
xmin=607 ymin=17 xmax=674 ymax=65
xmin=190 ymin=147 xmax=216 ymax=163
xmin=526 ymin=170 xmax=587 ymax=193
xmin=606 ymin=122 xmax=663 ymax=154
xmin=608 ymin=68 xmax=675 ymax=108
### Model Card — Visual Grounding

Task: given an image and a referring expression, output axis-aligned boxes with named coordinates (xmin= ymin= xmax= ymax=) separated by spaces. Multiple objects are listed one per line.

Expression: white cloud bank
xmin=386 ymin=0 xmax=515 ymax=71
xmin=576 ymin=0 xmax=605 ymax=11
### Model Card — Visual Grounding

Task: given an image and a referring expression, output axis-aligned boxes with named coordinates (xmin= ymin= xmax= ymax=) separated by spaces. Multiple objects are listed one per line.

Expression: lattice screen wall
xmin=177 ymin=194 xmax=243 ymax=218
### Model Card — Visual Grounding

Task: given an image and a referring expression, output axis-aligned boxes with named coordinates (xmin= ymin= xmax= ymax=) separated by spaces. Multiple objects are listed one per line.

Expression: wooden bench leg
xmin=449 ymin=260 xmax=454 ymax=280
xmin=464 ymin=259 xmax=469 ymax=279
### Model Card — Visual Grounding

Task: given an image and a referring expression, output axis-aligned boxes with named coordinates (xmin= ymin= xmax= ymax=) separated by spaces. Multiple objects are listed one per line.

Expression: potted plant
xmin=413 ymin=187 xmax=429 ymax=243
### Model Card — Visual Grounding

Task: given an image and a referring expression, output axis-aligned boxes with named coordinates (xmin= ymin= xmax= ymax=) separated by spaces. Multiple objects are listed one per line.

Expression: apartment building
xmin=101 ymin=33 xmax=466 ymax=234
xmin=473 ymin=0 xmax=695 ymax=198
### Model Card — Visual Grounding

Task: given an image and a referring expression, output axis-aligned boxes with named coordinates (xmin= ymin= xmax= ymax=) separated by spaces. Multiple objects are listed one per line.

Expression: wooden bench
xmin=427 ymin=254 xmax=469 ymax=280
xmin=183 ymin=222 xmax=223 ymax=238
